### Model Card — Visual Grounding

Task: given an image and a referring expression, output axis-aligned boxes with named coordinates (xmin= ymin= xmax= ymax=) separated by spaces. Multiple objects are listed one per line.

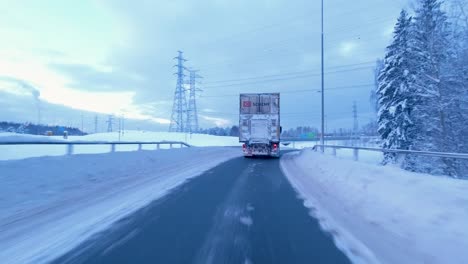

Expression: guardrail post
xmin=332 ymin=148 xmax=336 ymax=156
xmin=67 ymin=144 xmax=74 ymax=155
xmin=138 ymin=144 xmax=142 ymax=151
xmin=157 ymin=144 xmax=160 ymax=150
xmin=170 ymin=143 xmax=173 ymax=149
xmin=353 ymin=148 xmax=359 ymax=161
xmin=180 ymin=143 xmax=183 ymax=148
xmin=111 ymin=144 xmax=116 ymax=153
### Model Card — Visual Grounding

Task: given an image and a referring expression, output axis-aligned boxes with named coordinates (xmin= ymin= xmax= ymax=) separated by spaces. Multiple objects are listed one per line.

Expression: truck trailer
xmin=239 ymin=93 xmax=280 ymax=157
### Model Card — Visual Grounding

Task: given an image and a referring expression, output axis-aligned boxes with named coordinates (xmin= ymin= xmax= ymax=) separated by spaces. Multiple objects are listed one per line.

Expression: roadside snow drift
xmin=281 ymin=149 xmax=468 ymax=264
xmin=0 ymin=147 xmax=241 ymax=264
xmin=0 ymin=131 xmax=241 ymax=160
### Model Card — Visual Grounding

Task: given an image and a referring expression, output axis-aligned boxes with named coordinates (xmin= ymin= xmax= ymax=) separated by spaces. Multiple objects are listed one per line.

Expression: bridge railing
xmin=312 ymin=145 xmax=468 ymax=161
xmin=0 ymin=141 xmax=191 ymax=156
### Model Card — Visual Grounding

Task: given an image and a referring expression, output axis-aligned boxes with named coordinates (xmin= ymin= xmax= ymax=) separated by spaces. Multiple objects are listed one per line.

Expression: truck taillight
xmin=242 ymin=143 xmax=246 ymax=149
xmin=273 ymin=143 xmax=278 ymax=150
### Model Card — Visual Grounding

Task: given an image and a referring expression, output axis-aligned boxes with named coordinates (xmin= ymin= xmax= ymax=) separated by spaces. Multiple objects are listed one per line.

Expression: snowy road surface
xmin=52 ymin=155 xmax=350 ymax=264
xmin=0 ymin=147 xmax=241 ymax=263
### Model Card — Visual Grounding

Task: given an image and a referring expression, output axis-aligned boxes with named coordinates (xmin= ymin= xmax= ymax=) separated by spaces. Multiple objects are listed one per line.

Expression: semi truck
xmin=239 ymin=93 xmax=280 ymax=157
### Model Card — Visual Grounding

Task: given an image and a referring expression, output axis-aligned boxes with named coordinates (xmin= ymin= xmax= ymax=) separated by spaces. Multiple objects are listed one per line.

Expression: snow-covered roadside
xmin=0 ymin=147 xmax=241 ymax=264
xmin=0 ymin=132 xmax=64 ymax=142
xmin=0 ymin=131 xmax=241 ymax=160
xmin=72 ymin=131 xmax=241 ymax=147
xmin=280 ymin=149 xmax=468 ymax=264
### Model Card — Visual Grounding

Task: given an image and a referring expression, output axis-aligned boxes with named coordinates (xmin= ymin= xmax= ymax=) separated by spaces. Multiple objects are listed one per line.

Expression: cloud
xmin=201 ymin=108 xmax=216 ymax=113
xmin=382 ymin=25 xmax=395 ymax=39
xmin=150 ymin=117 xmax=171 ymax=124
xmin=118 ymin=104 xmax=172 ymax=125
xmin=0 ymin=76 xmax=41 ymax=100
xmin=131 ymin=100 xmax=174 ymax=120
xmin=0 ymin=90 xmax=168 ymax=131
xmin=48 ymin=63 xmax=144 ymax=92
xmin=200 ymin=115 xmax=232 ymax=127
xmin=34 ymin=49 xmax=66 ymax=59
xmin=338 ymin=41 xmax=358 ymax=57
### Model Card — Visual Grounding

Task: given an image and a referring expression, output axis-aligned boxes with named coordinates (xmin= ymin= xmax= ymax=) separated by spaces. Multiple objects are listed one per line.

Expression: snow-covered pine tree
xmin=372 ymin=59 xmax=384 ymax=114
xmin=461 ymin=13 xmax=468 ymax=177
xmin=377 ymin=10 xmax=414 ymax=164
xmin=442 ymin=1 xmax=468 ymax=177
xmin=403 ymin=0 xmax=452 ymax=175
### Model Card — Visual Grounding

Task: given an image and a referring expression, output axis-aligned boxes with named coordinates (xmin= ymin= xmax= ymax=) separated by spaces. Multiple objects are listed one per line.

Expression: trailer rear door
xmin=251 ymin=119 xmax=269 ymax=140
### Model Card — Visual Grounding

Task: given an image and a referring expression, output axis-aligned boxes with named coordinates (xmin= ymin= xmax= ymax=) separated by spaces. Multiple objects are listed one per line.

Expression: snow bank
xmin=72 ymin=131 xmax=241 ymax=147
xmin=0 ymin=147 xmax=241 ymax=264
xmin=280 ymin=149 xmax=468 ymax=264
xmin=0 ymin=131 xmax=241 ymax=160
xmin=282 ymin=138 xmax=381 ymax=151
xmin=322 ymin=147 xmax=383 ymax=165
xmin=0 ymin=132 xmax=64 ymax=143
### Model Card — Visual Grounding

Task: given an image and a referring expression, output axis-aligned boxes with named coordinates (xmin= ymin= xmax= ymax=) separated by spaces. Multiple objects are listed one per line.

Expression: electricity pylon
xmin=186 ymin=69 xmax=202 ymax=133
xmin=169 ymin=51 xmax=188 ymax=132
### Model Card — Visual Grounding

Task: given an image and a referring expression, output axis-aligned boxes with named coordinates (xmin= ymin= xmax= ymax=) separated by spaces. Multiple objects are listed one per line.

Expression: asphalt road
xmin=53 ymin=154 xmax=350 ymax=264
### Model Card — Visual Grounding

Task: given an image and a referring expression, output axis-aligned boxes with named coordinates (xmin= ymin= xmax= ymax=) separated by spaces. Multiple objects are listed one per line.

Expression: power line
xmin=203 ymin=0 xmax=395 ymax=43
xmin=196 ymin=16 xmax=397 ymax=72
xmin=199 ymin=83 xmax=374 ymax=98
xmin=198 ymin=28 xmax=391 ymax=72
xmin=199 ymin=16 xmax=396 ymax=67
xmin=201 ymin=66 xmax=373 ymax=89
xmin=327 ymin=1 xmax=399 ymax=19
xmin=199 ymin=110 xmax=352 ymax=117
xmin=203 ymin=65 xmax=374 ymax=87
xmin=203 ymin=61 xmax=375 ymax=85
xmin=197 ymin=13 xmax=396 ymax=56
xmin=326 ymin=16 xmax=396 ymax=36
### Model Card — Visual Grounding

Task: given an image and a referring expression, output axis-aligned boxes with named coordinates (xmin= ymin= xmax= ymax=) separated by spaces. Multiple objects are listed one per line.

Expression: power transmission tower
xmin=94 ymin=115 xmax=98 ymax=133
xmin=118 ymin=117 xmax=122 ymax=141
xmin=121 ymin=115 xmax=125 ymax=136
xmin=107 ymin=115 xmax=114 ymax=132
xmin=353 ymin=101 xmax=358 ymax=135
xmin=186 ymin=69 xmax=202 ymax=133
xmin=81 ymin=113 xmax=84 ymax=132
xmin=169 ymin=51 xmax=188 ymax=132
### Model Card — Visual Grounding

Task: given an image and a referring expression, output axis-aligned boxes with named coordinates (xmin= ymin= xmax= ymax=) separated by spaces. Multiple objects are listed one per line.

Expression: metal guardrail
xmin=313 ymin=144 xmax=468 ymax=161
xmin=281 ymin=136 xmax=365 ymax=142
xmin=0 ymin=141 xmax=191 ymax=155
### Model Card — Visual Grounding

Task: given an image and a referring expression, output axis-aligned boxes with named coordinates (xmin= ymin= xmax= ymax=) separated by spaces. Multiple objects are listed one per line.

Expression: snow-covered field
xmin=0 ymin=131 xmax=379 ymax=161
xmin=0 ymin=147 xmax=241 ymax=264
xmin=71 ymin=130 xmax=241 ymax=147
xmin=0 ymin=131 xmax=241 ymax=160
xmin=281 ymin=149 xmax=468 ymax=264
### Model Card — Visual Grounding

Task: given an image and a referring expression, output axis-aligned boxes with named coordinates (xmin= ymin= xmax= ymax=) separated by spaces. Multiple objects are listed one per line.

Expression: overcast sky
xmin=0 ymin=0 xmax=410 ymax=132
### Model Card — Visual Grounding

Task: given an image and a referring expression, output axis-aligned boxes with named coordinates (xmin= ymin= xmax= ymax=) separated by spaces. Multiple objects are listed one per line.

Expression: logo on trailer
xmin=243 ymin=101 xmax=252 ymax=107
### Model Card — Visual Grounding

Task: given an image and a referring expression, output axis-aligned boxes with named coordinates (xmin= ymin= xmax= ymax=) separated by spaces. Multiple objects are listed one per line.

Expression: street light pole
xmin=320 ymin=0 xmax=325 ymax=152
